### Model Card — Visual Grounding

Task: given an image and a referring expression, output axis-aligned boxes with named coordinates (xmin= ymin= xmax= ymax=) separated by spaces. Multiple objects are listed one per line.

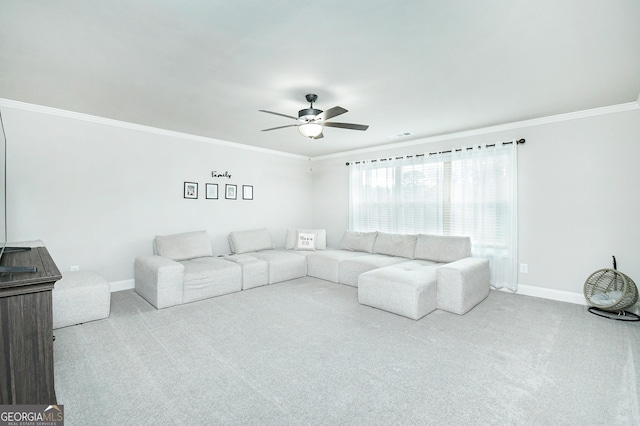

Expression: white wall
xmin=1 ymin=103 xmax=313 ymax=283
xmin=310 ymin=106 xmax=640 ymax=301
xmin=3 ymin=99 xmax=639 ymax=306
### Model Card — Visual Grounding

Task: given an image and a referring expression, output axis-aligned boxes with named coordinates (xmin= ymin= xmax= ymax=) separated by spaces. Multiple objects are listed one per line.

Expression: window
xmin=349 ymin=155 xmax=444 ymax=234
xmin=349 ymin=145 xmax=517 ymax=290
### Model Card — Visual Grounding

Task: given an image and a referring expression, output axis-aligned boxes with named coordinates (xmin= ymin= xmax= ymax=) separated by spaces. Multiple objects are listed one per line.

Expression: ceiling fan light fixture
xmin=299 ymin=123 xmax=323 ymax=138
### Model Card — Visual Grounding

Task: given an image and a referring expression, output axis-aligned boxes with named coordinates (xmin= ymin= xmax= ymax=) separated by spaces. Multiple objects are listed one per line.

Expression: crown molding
xmin=311 ymin=101 xmax=640 ymax=161
xmin=2 ymin=98 xmax=637 ymax=163
xmin=0 ymin=98 xmax=310 ymax=161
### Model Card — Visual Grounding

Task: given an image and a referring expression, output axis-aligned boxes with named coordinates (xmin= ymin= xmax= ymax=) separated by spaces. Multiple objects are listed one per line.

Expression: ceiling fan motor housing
xmin=299 ymin=94 xmax=322 ymax=121
xmin=298 ymin=108 xmax=322 ymax=121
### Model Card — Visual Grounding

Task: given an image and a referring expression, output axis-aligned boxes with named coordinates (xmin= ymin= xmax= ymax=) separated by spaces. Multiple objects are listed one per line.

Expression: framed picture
xmin=184 ymin=182 xmax=198 ymax=199
xmin=206 ymin=183 xmax=218 ymax=199
xmin=225 ymin=184 xmax=237 ymax=200
xmin=242 ymin=185 xmax=253 ymax=200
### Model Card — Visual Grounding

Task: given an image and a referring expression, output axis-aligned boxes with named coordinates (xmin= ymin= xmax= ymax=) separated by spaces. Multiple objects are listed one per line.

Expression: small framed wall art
xmin=225 ymin=184 xmax=237 ymax=200
xmin=206 ymin=183 xmax=219 ymax=199
xmin=242 ymin=185 xmax=253 ymax=200
xmin=184 ymin=182 xmax=198 ymax=199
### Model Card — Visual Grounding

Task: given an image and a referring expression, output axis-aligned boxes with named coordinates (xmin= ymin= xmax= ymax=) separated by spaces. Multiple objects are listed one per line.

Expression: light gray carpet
xmin=53 ymin=277 xmax=640 ymax=425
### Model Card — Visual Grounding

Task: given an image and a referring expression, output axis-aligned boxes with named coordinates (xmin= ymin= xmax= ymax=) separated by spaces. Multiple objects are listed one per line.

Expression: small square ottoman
xmin=358 ymin=261 xmax=438 ymax=320
xmin=53 ymin=271 xmax=111 ymax=329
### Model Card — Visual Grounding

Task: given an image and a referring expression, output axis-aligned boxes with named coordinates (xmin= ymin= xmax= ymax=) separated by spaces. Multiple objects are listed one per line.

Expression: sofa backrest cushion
xmin=229 ymin=228 xmax=273 ymax=254
xmin=339 ymin=231 xmax=378 ymax=253
xmin=285 ymin=228 xmax=327 ymax=250
xmin=414 ymin=234 xmax=471 ymax=263
xmin=154 ymin=230 xmax=212 ymax=261
xmin=373 ymin=232 xmax=418 ymax=258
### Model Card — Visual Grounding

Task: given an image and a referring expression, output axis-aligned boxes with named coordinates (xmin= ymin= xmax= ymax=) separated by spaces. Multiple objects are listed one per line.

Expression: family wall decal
xmin=211 ymin=171 xmax=232 ymax=179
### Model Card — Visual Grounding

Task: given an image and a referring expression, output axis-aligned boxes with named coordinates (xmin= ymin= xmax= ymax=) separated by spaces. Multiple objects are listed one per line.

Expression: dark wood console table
xmin=0 ymin=245 xmax=61 ymax=404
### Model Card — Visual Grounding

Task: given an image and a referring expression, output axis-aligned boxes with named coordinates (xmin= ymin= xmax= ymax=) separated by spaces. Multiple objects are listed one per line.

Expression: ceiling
xmin=1 ymin=1 xmax=639 ymax=158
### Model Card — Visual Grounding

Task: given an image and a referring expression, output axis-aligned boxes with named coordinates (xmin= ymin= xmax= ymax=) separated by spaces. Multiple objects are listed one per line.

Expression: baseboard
xmin=504 ymin=284 xmax=587 ymax=305
xmin=108 ymin=279 xmax=586 ymax=301
xmin=106 ymin=279 xmax=639 ymax=314
xmin=110 ymin=279 xmax=134 ymax=292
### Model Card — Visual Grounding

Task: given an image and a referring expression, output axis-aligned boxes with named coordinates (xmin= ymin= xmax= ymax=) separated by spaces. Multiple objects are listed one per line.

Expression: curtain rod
xmin=345 ymin=138 xmax=525 ymax=166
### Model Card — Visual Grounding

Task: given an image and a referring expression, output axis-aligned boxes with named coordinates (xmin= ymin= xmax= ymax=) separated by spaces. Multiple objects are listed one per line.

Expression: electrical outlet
xmin=519 ymin=263 xmax=528 ymax=274
xmin=70 ymin=265 xmax=80 ymax=271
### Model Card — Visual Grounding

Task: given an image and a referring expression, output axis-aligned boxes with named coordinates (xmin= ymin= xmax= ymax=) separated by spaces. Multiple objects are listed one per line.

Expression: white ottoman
xmin=53 ymin=271 xmax=111 ymax=329
xmin=358 ymin=261 xmax=438 ymax=320
xmin=225 ymin=254 xmax=269 ymax=290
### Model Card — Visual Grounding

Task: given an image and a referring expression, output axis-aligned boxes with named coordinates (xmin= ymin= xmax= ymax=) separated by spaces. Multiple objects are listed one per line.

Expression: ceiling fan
xmin=259 ymin=94 xmax=369 ymax=139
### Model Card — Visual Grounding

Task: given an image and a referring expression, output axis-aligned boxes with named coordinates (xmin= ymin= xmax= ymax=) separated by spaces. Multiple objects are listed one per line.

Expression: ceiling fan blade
xmin=261 ymin=124 xmax=299 ymax=132
xmin=324 ymin=122 xmax=369 ymax=131
xmin=259 ymin=110 xmax=298 ymax=120
xmin=315 ymin=106 xmax=347 ymax=121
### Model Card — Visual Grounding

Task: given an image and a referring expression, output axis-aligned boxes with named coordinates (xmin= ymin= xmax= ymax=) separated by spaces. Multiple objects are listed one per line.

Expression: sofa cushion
xmin=373 ymin=232 xmax=418 ymax=258
xmin=250 ymin=250 xmax=307 ymax=284
xmin=154 ymin=230 xmax=212 ymax=261
xmin=338 ymin=254 xmax=408 ymax=287
xmin=285 ymin=228 xmax=327 ymax=250
xmin=414 ymin=234 xmax=471 ymax=263
xmin=180 ymin=257 xmax=242 ymax=303
xmin=306 ymin=249 xmax=368 ymax=282
xmin=384 ymin=259 xmax=441 ymax=271
xmin=339 ymin=231 xmax=378 ymax=253
xmin=229 ymin=228 xmax=272 ymax=254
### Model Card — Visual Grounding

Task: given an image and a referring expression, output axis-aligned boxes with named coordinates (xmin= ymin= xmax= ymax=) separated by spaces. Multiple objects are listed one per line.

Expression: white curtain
xmin=348 ymin=143 xmax=518 ymax=291
xmin=449 ymin=144 xmax=518 ymax=290
xmin=349 ymin=154 xmax=445 ymax=234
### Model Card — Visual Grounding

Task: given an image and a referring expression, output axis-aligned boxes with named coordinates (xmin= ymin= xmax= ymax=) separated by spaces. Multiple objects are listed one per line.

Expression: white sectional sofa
xmin=134 ymin=228 xmax=490 ymax=320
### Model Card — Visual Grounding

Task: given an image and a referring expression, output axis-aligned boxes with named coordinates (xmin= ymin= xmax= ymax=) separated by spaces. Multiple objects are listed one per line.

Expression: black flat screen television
xmin=0 ymin=107 xmax=37 ymax=273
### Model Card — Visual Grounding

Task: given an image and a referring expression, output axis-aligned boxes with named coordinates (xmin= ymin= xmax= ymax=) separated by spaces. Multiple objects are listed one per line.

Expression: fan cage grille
xmin=583 ymin=268 xmax=638 ymax=311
